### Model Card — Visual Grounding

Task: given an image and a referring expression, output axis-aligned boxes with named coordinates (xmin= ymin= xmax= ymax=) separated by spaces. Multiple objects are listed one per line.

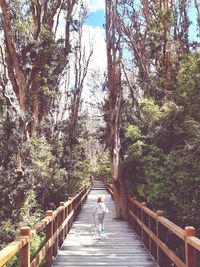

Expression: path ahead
xmin=53 ymin=180 xmax=158 ymax=267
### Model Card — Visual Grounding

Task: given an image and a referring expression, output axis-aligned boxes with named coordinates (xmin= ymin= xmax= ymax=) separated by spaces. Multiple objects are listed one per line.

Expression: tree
xmin=0 ymin=0 xmax=78 ymax=174
xmin=69 ymin=5 xmax=93 ymax=143
xmin=105 ymin=0 xmax=127 ymax=219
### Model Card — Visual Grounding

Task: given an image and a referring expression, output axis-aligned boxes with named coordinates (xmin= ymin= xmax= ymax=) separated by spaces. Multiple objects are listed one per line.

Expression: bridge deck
xmin=53 ymin=180 xmax=158 ymax=267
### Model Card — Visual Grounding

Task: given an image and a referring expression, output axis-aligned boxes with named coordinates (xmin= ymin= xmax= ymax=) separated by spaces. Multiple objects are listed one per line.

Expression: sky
xmin=83 ymin=1 xmax=106 ymax=73
xmin=77 ymin=0 xmax=106 ymax=111
xmin=188 ymin=6 xmax=200 ymax=42
xmin=86 ymin=9 xmax=105 ymax=28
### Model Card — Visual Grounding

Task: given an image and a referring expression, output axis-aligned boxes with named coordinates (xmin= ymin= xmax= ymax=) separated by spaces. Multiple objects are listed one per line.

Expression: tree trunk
xmin=105 ymin=0 xmax=128 ymax=220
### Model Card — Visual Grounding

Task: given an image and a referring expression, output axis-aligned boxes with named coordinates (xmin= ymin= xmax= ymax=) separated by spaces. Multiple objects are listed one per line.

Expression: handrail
xmin=105 ymin=183 xmax=199 ymax=267
xmin=0 ymin=184 xmax=91 ymax=267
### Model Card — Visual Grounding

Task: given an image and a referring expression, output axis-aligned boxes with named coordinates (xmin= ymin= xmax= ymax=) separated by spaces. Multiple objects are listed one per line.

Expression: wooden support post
xmin=141 ymin=202 xmax=146 ymax=243
xmin=185 ymin=226 xmax=197 ymax=267
xmin=156 ymin=210 xmax=163 ymax=265
xmin=127 ymin=197 xmax=131 ymax=225
xmin=65 ymin=205 xmax=68 ymax=238
xmin=45 ymin=210 xmax=54 ymax=267
xmin=132 ymin=197 xmax=137 ymax=231
xmin=53 ymin=213 xmax=58 ymax=257
xmin=148 ymin=215 xmax=152 ymax=253
xmin=80 ymin=191 xmax=83 ymax=209
xmin=59 ymin=202 xmax=65 ymax=247
xmin=68 ymin=197 xmax=73 ymax=231
xmin=19 ymin=227 xmax=31 ymax=267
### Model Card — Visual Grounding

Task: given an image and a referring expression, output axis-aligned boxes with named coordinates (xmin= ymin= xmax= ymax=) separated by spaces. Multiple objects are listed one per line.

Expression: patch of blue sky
xmin=86 ymin=9 xmax=105 ymax=28
xmin=188 ymin=6 xmax=200 ymax=41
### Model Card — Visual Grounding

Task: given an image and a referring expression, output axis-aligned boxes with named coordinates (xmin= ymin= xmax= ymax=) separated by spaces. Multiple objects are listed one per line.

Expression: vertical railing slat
xmin=45 ymin=210 xmax=54 ymax=266
xmin=59 ymin=202 xmax=65 ymax=247
xmin=19 ymin=227 xmax=31 ymax=267
xmin=156 ymin=210 xmax=163 ymax=265
xmin=185 ymin=226 xmax=197 ymax=267
xmin=141 ymin=202 xmax=146 ymax=243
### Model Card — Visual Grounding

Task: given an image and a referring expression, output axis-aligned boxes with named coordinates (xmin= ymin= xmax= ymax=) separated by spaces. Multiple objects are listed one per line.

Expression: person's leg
xmin=98 ymin=223 xmax=102 ymax=235
xmin=101 ymin=214 xmax=105 ymax=234
xmin=97 ymin=215 xmax=102 ymax=235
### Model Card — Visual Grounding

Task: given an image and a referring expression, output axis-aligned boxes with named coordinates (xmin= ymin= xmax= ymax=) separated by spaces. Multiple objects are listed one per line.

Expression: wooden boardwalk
xmin=52 ymin=180 xmax=158 ymax=267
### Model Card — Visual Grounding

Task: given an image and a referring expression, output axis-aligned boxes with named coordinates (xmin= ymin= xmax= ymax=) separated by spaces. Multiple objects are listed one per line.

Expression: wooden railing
xmin=0 ymin=184 xmax=91 ymax=267
xmin=105 ymin=183 xmax=200 ymax=267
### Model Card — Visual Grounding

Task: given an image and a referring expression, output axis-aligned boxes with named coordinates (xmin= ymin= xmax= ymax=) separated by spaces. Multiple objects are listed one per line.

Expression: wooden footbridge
xmin=52 ymin=180 xmax=157 ymax=267
xmin=1 ymin=179 xmax=200 ymax=267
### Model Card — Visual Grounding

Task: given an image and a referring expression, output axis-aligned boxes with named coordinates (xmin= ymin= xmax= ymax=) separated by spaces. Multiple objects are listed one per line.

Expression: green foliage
xmin=125 ymin=141 xmax=146 ymax=160
xmin=30 ymin=234 xmax=45 ymax=261
xmin=95 ymin=154 xmax=112 ymax=183
xmin=177 ymin=53 xmax=200 ymax=120
xmin=78 ymin=160 xmax=96 ymax=185
xmin=5 ymin=255 xmax=18 ymax=267
xmin=0 ymin=221 xmax=17 ymax=247
xmin=24 ymin=136 xmax=68 ymax=208
xmin=125 ymin=125 xmax=141 ymax=141
xmin=139 ymin=98 xmax=161 ymax=124
xmin=144 ymin=150 xmax=200 ymax=228
xmin=25 ymin=137 xmax=52 ymax=179
xmin=18 ymin=190 xmax=41 ymax=228
xmin=66 ymin=159 xmax=95 ymax=193
xmin=124 ymin=139 xmax=200 ymax=229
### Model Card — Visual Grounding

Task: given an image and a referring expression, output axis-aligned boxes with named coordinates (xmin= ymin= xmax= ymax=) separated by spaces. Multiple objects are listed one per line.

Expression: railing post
xmin=45 ymin=210 xmax=54 ymax=266
xmin=132 ymin=197 xmax=137 ymax=231
xmin=68 ymin=197 xmax=73 ymax=230
xmin=141 ymin=202 xmax=146 ymax=243
xmin=185 ymin=226 xmax=197 ymax=267
xmin=64 ymin=204 xmax=68 ymax=238
xmin=53 ymin=212 xmax=58 ymax=257
xmin=127 ymin=196 xmax=131 ymax=224
xmin=156 ymin=210 xmax=163 ymax=265
xmin=19 ymin=227 xmax=31 ymax=267
xmin=80 ymin=190 xmax=83 ymax=210
xmin=59 ymin=202 xmax=65 ymax=247
xmin=148 ymin=215 xmax=152 ymax=253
